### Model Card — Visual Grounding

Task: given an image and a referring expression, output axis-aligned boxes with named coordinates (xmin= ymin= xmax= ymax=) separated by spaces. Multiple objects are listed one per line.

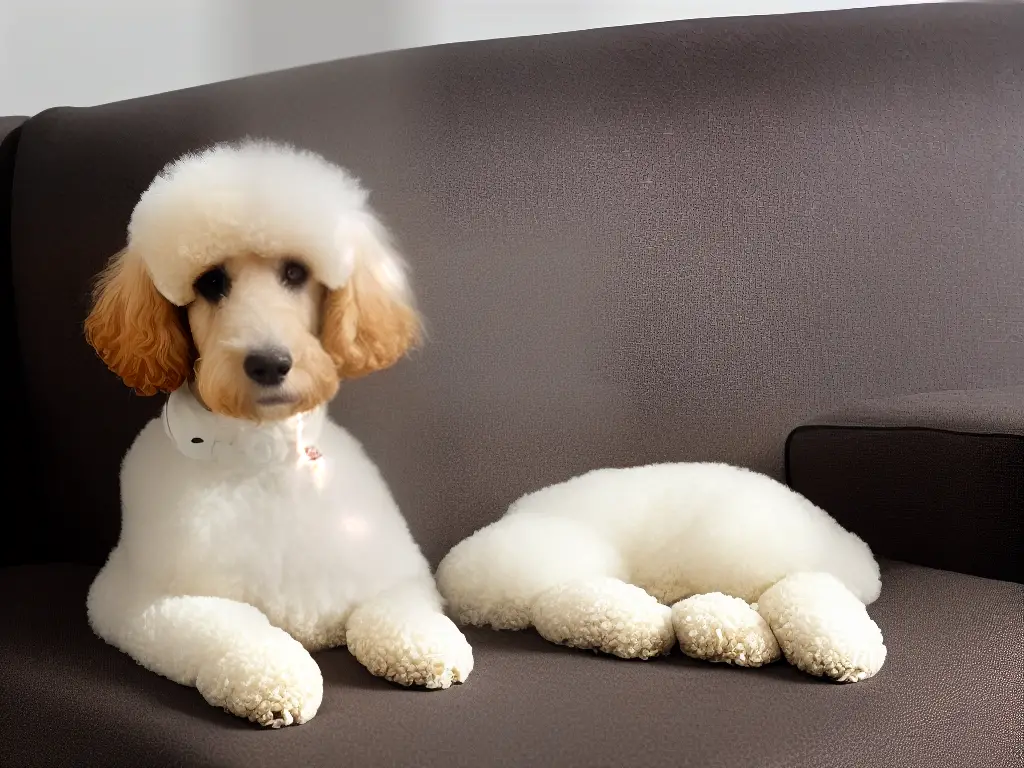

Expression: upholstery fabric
xmin=8 ymin=3 xmax=1024 ymax=567
xmin=1 ymin=562 xmax=1021 ymax=768
xmin=0 ymin=116 xmax=43 ymax=568
xmin=787 ymin=387 xmax=1024 ymax=582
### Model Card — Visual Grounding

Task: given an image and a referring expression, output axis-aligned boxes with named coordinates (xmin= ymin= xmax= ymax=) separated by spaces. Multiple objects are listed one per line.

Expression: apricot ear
xmin=320 ymin=219 xmax=422 ymax=379
xmin=84 ymin=247 xmax=192 ymax=395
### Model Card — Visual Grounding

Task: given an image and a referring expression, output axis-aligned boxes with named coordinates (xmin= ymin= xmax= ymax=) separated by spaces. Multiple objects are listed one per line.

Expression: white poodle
xmin=437 ymin=463 xmax=886 ymax=682
xmin=83 ymin=140 xmax=472 ymax=728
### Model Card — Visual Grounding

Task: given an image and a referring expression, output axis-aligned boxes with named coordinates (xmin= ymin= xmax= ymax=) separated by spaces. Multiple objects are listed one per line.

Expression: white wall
xmin=2 ymin=0 xmax=949 ymax=116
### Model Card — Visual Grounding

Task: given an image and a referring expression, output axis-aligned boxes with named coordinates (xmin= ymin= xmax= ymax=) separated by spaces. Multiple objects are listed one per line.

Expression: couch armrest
xmin=1 ymin=117 xmax=40 ymax=568
xmin=786 ymin=387 xmax=1023 ymax=583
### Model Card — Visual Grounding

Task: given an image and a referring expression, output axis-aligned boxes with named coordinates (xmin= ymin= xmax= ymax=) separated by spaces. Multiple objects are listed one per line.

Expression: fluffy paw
xmin=531 ymin=577 xmax=675 ymax=659
xmin=757 ymin=572 xmax=887 ymax=683
xmin=671 ymin=592 xmax=780 ymax=667
xmin=196 ymin=629 xmax=323 ymax=727
xmin=347 ymin=604 xmax=474 ymax=689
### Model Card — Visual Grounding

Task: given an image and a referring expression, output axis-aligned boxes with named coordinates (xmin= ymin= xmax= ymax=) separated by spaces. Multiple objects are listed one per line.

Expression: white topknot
xmin=128 ymin=139 xmax=374 ymax=306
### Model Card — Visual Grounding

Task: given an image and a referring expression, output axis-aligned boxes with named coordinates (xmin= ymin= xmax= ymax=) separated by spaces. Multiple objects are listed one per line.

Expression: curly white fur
xmin=129 ymin=140 xmax=403 ymax=306
xmin=346 ymin=586 xmax=474 ymax=688
xmin=672 ymin=593 xmax=780 ymax=667
xmin=757 ymin=572 xmax=886 ymax=682
xmin=88 ymin=389 xmax=472 ymax=727
xmin=533 ymin=578 xmax=675 ymax=659
xmin=437 ymin=462 xmax=885 ymax=682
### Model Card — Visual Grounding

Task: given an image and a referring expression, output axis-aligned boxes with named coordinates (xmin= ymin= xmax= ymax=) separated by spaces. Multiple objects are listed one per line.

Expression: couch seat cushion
xmin=1 ymin=562 xmax=1019 ymax=767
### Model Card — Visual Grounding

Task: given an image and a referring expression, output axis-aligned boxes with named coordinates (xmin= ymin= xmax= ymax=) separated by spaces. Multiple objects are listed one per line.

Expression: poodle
xmin=83 ymin=140 xmax=472 ymax=728
xmin=436 ymin=463 xmax=886 ymax=682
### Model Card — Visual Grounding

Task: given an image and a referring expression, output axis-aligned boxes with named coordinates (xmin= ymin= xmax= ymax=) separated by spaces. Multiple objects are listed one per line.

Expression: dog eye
xmin=194 ymin=266 xmax=229 ymax=303
xmin=281 ymin=260 xmax=309 ymax=288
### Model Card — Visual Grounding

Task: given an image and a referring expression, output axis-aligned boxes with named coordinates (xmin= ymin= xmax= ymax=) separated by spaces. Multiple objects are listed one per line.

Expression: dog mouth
xmin=256 ymin=393 xmax=299 ymax=407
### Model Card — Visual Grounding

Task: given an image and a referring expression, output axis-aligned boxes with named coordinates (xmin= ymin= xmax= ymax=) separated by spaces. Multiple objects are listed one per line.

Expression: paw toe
xmin=757 ymin=573 xmax=887 ymax=682
xmin=197 ymin=632 xmax=323 ymax=726
xmin=348 ymin=609 xmax=474 ymax=688
xmin=532 ymin=578 xmax=675 ymax=659
xmin=671 ymin=593 xmax=780 ymax=667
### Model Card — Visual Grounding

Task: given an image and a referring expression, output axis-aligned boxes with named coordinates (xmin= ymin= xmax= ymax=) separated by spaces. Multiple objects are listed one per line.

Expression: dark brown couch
xmin=2 ymin=4 xmax=1021 ymax=766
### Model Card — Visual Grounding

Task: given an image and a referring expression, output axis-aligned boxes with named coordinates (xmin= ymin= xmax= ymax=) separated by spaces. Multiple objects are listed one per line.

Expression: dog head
xmin=84 ymin=140 xmax=421 ymax=421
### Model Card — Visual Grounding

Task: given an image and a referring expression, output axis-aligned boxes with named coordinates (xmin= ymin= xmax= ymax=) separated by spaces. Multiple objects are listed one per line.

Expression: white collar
xmin=162 ymin=386 xmax=327 ymax=467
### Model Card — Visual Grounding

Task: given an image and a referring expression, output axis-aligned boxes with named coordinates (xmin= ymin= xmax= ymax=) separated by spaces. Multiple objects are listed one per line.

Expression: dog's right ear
xmin=84 ymin=247 xmax=192 ymax=395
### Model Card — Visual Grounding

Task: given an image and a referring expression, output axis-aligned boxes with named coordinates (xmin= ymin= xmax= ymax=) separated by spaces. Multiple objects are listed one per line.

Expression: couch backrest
xmin=0 ymin=116 xmax=39 ymax=568
xmin=8 ymin=3 xmax=1024 ymax=566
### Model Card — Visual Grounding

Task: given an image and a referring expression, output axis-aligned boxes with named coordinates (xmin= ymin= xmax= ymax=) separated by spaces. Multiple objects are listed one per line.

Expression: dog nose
xmin=244 ymin=349 xmax=293 ymax=387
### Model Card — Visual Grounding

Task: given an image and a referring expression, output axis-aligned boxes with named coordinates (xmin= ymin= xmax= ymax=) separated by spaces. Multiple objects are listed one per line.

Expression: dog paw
xmin=757 ymin=572 xmax=887 ymax=683
xmin=671 ymin=592 xmax=780 ymax=667
xmin=531 ymin=577 xmax=675 ymax=659
xmin=347 ymin=604 xmax=474 ymax=689
xmin=196 ymin=629 xmax=323 ymax=727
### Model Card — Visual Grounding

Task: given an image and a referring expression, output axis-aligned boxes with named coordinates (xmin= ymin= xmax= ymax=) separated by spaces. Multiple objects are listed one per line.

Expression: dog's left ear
xmin=321 ymin=217 xmax=423 ymax=379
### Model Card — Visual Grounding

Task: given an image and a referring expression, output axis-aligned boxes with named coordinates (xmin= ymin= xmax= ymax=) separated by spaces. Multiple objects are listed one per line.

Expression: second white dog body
xmin=437 ymin=462 xmax=886 ymax=683
xmin=505 ymin=462 xmax=882 ymax=606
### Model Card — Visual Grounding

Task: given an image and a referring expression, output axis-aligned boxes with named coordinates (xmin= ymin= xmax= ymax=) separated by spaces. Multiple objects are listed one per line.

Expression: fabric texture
xmin=8 ymin=3 xmax=1024 ymax=569
xmin=787 ymin=387 xmax=1024 ymax=582
xmin=1 ymin=562 xmax=1020 ymax=768
xmin=0 ymin=116 xmax=44 ymax=569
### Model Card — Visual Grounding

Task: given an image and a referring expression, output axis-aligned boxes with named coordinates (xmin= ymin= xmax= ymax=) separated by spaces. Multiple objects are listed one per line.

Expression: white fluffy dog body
xmin=84 ymin=141 xmax=472 ymax=728
xmin=437 ymin=463 xmax=887 ymax=682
